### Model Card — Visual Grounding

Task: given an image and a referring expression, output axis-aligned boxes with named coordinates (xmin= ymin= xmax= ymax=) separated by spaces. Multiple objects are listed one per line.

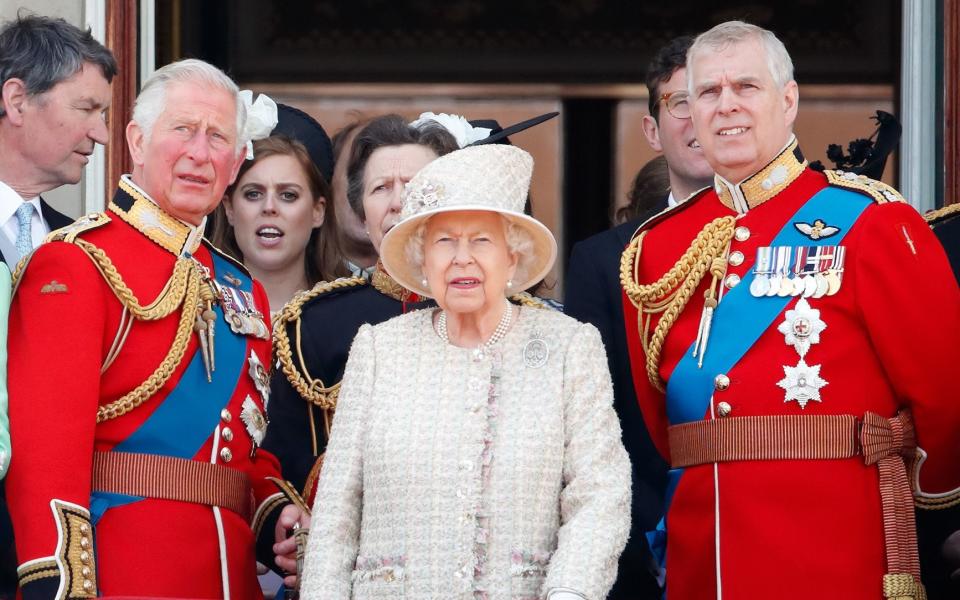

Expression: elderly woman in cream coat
xmin=300 ymin=144 xmax=631 ymax=600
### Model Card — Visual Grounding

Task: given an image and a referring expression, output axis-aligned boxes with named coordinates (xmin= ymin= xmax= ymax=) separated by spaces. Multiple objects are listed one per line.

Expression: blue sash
xmin=90 ymin=252 xmax=251 ymax=522
xmin=648 ymin=186 xmax=872 ymax=575
xmin=665 ymin=186 xmax=870 ymax=424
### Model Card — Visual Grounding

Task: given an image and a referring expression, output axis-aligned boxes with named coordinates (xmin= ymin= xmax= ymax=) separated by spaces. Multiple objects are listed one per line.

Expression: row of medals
xmin=749 ymin=245 xmax=846 ymax=299
xmin=193 ymin=262 xmax=270 ymax=384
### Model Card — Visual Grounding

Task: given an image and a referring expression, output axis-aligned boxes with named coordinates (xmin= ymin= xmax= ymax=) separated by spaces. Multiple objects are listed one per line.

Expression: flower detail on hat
xmin=410 ymin=112 xmax=492 ymax=148
xmin=402 ymin=179 xmax=445 ymax=218
xmin=239 ymin=90 xmax=278 ymax=160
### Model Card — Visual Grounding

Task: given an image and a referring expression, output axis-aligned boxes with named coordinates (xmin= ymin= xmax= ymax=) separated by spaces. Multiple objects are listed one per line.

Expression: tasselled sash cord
xmin=668 ymin=410 xmax=925 ymax=600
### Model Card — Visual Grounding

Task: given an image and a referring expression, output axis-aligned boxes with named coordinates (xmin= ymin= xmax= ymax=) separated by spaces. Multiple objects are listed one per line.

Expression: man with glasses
xmin=564 ymin=35 xmax=713 ymax=599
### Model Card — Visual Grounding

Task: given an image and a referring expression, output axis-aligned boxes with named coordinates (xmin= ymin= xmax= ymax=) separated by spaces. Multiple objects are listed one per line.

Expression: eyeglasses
xmin=659 ymin=90 xmax=691 ymax=120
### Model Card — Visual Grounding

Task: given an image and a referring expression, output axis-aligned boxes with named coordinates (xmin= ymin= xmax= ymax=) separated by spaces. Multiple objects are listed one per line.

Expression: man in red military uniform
xmin=6 ymin=59 xmax=306 ymax=599
xmin=621 ymin=21 xmax=960 ymax=600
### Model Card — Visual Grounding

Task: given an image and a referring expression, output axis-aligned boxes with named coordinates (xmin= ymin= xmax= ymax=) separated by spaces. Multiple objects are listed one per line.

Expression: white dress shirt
xmin=0 ymin=181 xmax=50 ymax=253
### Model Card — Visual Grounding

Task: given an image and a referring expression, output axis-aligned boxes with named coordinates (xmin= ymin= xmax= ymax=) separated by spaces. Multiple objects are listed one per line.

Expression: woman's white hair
xmin=686 ymin=21 xmax=795 ymax=91
xmin=405 ymin=213 xmax=536 ymax=290
xmin=132 ymin=58 xmax=247 ymax=152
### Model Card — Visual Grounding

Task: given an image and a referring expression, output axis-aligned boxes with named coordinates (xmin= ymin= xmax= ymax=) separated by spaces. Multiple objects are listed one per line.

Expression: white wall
xmin=1 ymin=1 xmax=89 ymax=219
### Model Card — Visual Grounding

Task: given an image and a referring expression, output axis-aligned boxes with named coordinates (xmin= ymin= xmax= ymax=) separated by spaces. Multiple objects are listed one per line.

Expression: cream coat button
xmin=728 ymin=251 xmax=744 ymax=266
xmin=735 ymin=226 xmax=750 ymax=241
xmin=714 ymin=374 xmax=730 ymax=391
xmin=724 ymin=274 xmax=741 ymax=289
xmin=717 ymin=401 xmax=733 ymax=417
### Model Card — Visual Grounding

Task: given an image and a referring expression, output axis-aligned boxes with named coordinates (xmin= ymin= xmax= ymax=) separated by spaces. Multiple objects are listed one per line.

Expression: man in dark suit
xmin=564 ymin=35 xmax=714 ymax=598
xmin=0 ymin=14 xmax=115 ymax=597
xmin=0 ymin=14 xmax=116 ymax=266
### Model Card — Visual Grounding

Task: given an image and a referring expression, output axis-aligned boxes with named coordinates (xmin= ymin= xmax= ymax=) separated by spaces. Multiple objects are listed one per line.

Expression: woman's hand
xmin=273 ymin=503 xmax=312 ymax=588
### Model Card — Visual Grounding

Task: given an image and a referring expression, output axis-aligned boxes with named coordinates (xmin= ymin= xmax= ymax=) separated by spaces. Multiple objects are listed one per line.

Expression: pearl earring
xmin=421 ymin=278 xmax=428 ymax=287
xmin=506 ymin=279 xmax=513 ymax=289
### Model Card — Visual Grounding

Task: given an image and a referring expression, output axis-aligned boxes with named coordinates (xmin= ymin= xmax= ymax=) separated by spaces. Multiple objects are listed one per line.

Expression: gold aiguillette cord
xmin=193 ymin=260 xmax=218 ymax=382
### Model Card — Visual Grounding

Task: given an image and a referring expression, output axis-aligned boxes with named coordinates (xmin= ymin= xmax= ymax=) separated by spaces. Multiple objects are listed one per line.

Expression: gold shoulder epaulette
xmin=276 ymin=276 xmax=367 ymax=326
xmin=45 ymin=212 xmax=111 ymax=244
xmin=923 ymin=202 xmax=960 ymax=227
xmin=273 ymin=276 xmax=367 ymax=409
xmin=824 ymin=169 xmax=905 ymax=204
xmin=14 ymin=212 xmax=111 ymax=286
xmin=509 ymin=291 xmax=556 ymax=310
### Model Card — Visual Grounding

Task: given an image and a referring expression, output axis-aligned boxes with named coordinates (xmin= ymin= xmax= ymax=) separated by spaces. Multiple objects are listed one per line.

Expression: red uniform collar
xmin=108 ymin=177 xmax=206 ymax=257
xmin=713 ymin=137 xmax=808 ymax=214
xmin=371 ymin=263 xmax=419 ymax=303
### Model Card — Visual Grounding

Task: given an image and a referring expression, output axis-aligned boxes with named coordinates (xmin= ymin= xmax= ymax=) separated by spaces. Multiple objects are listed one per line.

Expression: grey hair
xmin=686 ymin=20 xmax=794 ymax=91
xmin=404 ymin=213 xmax=535 ymax=289
xmin=345 ymin=114 xmax=459 ymax=219
xmin=0 ymin=13 xmax=117 ymax=118
xmin=132 ymin=58 xmax=247 ymax=151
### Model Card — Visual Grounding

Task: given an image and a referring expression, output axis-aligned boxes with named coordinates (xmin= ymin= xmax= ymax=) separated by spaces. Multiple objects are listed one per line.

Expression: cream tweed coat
xmin=300 ymin=306 xmax=631 ymax=600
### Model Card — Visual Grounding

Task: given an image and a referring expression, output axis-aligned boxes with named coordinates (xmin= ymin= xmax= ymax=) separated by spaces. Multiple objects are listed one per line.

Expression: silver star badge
xmin=247 ymin=350 xmax=271 ymax=408
xmin=777 ymin=359 xmax=828 ymax=409
xmin=240 ymin=395 xmax=267 ymax=449
xmin=777 ymin=298 xmax=826 ymax=357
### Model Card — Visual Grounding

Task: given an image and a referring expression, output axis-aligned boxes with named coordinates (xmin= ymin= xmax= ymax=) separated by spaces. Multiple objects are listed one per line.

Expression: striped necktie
xmin=14 ymin=202 xmax=35 ymax=259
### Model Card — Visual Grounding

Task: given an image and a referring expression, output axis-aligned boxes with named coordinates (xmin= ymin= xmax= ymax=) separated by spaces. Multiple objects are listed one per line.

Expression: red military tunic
xmin=6 ymin=178 xmax=290 ymax=599
xmin=622 ymin=140 xmax=960 ymax=599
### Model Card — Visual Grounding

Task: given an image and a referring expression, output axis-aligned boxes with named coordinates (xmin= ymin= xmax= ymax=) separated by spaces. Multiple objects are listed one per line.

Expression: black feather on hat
xmin=809 ymin=111 xmax=901 ymax=181
xmin=467 ymin=112 xmax=559 ymax=146
xmin=271 ymin=104 xmax=335 ymax=182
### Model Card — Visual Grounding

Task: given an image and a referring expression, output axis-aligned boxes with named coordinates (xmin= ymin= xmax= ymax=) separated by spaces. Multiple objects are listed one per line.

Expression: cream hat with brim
xmin=380 ymin=144 xmax=557 ymax=299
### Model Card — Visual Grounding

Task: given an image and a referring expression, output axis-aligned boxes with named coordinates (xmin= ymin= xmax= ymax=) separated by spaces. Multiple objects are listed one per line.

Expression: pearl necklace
xmin=437 ymin=298 xmax=513 ymax=360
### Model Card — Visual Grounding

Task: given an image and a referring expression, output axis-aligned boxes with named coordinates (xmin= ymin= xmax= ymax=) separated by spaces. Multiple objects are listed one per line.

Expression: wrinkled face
xmin=127 ymin=81 xmax=243 ymax=225
xmin=332 ymin=128 xmax=368 ymax=246
xmin=422 ymin=210 xmax=518 ymax=316
xmin=362 ymin=143 xmax=438 ymax=252
xmin=17 ymin=63 xmax=111 ymax=188
xmin=688 ymin=38 xmax=798 ymax=183
xmin=645 ymin=68 xmax=714 ymax=191
xmin=224 ymin=153 xmax=323 ymax=275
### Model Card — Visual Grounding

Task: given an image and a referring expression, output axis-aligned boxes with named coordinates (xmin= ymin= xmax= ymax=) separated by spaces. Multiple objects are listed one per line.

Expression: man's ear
xmin=228 ymin=148 xmax=246 ymax=186
xmin=126 ymin=120 xmax=146 ymax=167
xmin=641 ymin=115 xmax=663 ymax=153
xmin=1 ymin=79 xmax=28 ymax=126
xmin=222 ymin=194 xmax=236 ymax=225
xmin=782 ymin=80 xmax=800 ymax=128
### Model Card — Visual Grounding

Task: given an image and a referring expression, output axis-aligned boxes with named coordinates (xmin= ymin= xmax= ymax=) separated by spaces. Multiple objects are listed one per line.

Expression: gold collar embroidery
xmin=371 ymin=263 xmax=416 ymax=302
xmin=111 ymin=177 xmax=205 ymax=256
xmin=714 ymin=137 xmax=807 ymax=214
